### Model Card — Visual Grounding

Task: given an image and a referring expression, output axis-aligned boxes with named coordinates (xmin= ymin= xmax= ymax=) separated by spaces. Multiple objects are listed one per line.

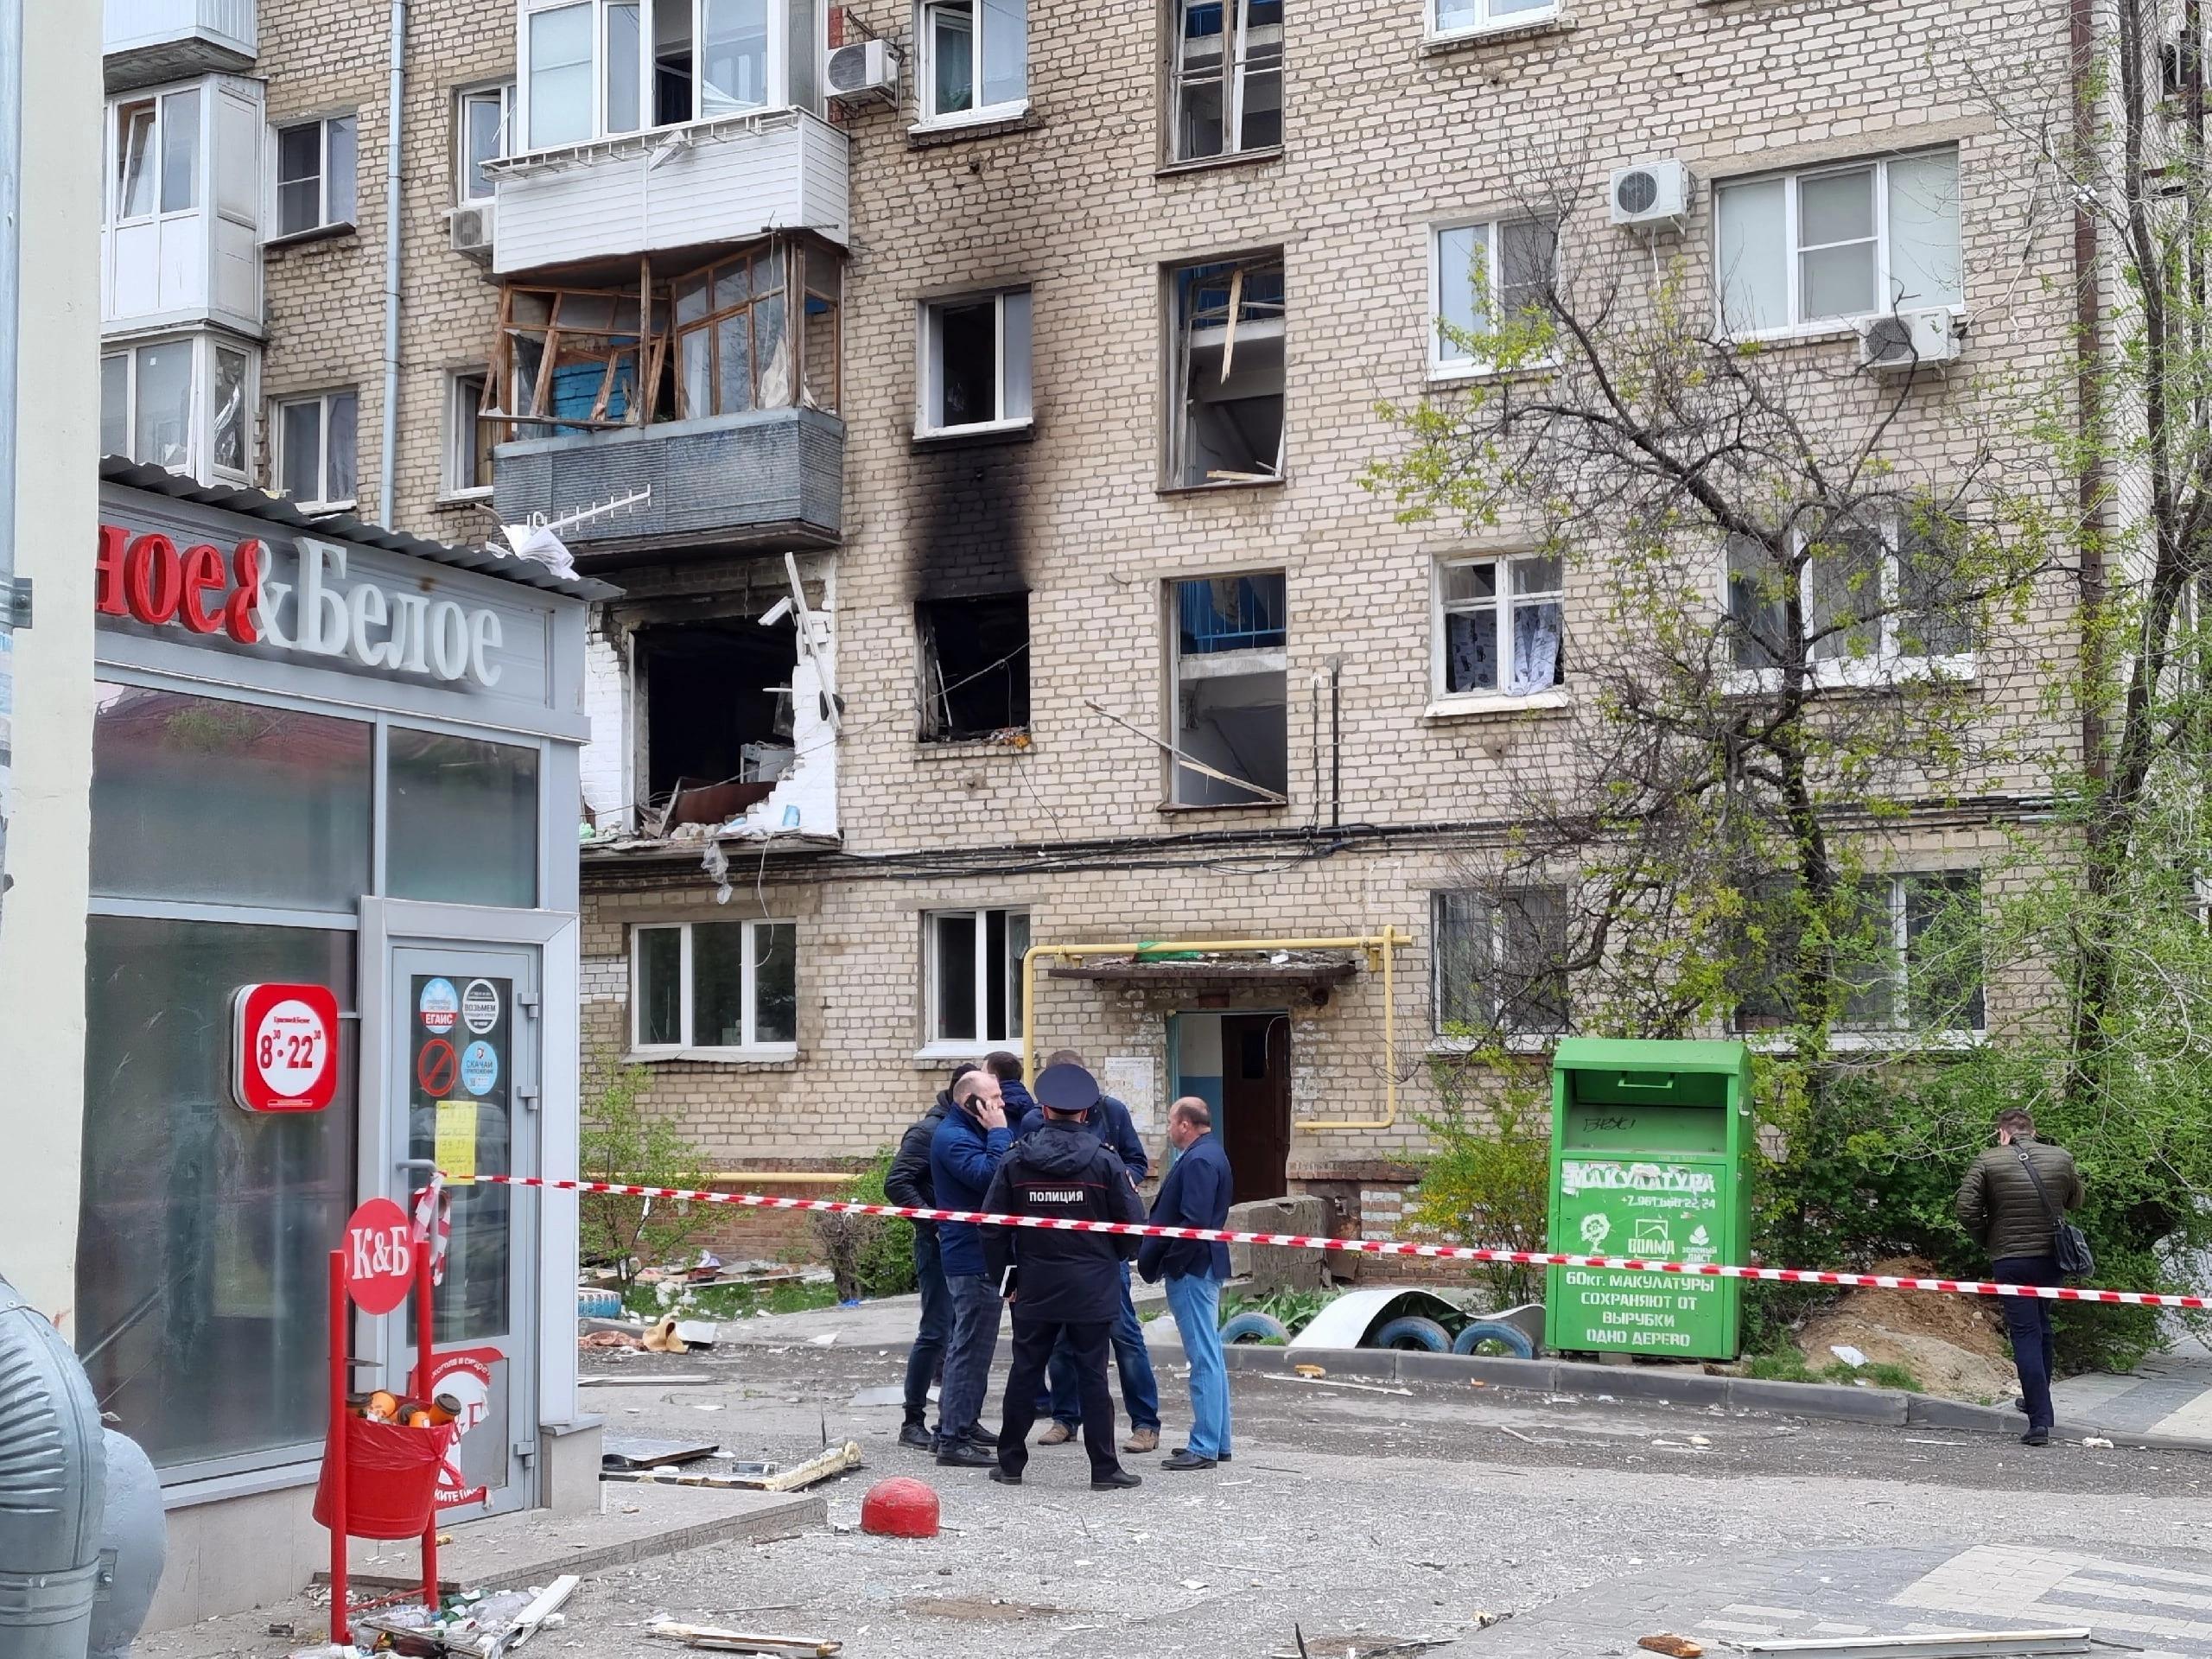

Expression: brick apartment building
xmin=98 ymin=0 xmax=2077 ymax=1249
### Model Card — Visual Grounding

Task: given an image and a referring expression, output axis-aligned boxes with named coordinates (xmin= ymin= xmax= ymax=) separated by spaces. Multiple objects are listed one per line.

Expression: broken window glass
xmin=1171 ymin=572 xmax=1288 ymax=804
xmin=634 ymin=615 xmax=799 ymax=816
xmin=1169 ymin=254 xmax=1286 ymax=486
xmin=801 ymin=247 xmax=841 ymax=412
xmin=918 ymin=594 xmax=1031 ymax=741
xmin=1172 ymin=0 xmax=1284 ymax=162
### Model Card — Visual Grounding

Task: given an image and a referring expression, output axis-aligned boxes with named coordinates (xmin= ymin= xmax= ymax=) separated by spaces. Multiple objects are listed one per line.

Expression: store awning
xmin=1045 ymin=950 xmax=1362 ymax=988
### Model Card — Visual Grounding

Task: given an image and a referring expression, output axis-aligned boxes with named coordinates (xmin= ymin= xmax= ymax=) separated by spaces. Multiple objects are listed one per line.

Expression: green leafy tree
xmin=577 ymin=1045 xmax=715 ymax=1297
xmin=809 ymin=1148 xmax=917 ymax=1302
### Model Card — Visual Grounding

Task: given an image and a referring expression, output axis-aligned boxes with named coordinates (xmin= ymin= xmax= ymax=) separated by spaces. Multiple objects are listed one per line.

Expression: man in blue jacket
xmin=986 ymin=1052 xmax=1037 ymax=1137
xmin=1022 ymin=1048 xmax=1161 ymax=1453
xmin=927 ymin=1068 xmax=1011 ymax=1467
xmin=1138 ymin=1097 xmax=1234 ymax=1471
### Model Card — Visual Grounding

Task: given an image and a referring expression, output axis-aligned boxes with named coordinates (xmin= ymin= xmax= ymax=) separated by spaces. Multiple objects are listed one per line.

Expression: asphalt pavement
xmin=149 ymin=1342 xmax=2212 ymax=1658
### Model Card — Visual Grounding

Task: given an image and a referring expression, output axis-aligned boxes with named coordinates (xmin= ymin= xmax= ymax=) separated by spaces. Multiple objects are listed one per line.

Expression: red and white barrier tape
xmin=464 ymin=1173 xmax=2208 ymax=1311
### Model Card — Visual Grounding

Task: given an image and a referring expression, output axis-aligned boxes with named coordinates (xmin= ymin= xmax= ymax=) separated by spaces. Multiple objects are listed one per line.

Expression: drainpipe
xmin=0 ymin=0 xmax=22 ymax=942
xmin=377 ymin=0 xmax=407 ymax=527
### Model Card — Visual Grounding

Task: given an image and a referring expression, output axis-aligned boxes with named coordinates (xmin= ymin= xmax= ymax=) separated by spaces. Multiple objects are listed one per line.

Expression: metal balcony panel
xmin=491 ymin=408 xmax=843 ymax=560
xmin=491 ymin=111 xmax=849 ymax=278
xmin=105 ymin=0 xmax=256 ymax=88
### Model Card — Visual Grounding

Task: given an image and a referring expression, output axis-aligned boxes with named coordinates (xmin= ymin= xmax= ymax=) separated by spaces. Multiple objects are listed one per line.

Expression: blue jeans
xmin=1994 ymin=1255 xmax=2062 ymax=1432
xmin=937 ymin=1273 xmax=1004 ymax=1447
xmin=1166 ymin=1272 xmax=1231 ymax=1459
xmin=1040 ymin=1262 xmax=1160 ymax=1431
xmin=901 ymin=1224 xmax=950 ymax=1423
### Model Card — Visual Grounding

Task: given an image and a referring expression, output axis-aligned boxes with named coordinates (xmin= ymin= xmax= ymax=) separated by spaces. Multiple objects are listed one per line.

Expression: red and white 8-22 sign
xmin=232 ymin=983 xmax=340 ymax=1111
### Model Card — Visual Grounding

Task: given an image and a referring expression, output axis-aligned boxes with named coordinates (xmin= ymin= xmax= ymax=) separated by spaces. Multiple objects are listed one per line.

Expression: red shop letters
xmin=96 ymin=524 xmax=264 ymax=643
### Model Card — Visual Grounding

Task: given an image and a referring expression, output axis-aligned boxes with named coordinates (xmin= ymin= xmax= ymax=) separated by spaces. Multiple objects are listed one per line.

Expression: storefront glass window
xmin=78 ymin=918 xmax=356 ymax=1474
xmin=91 ymin=684 xmax=372 ymax=912
xmin=386 ymin=730 xmax=540 ymax=908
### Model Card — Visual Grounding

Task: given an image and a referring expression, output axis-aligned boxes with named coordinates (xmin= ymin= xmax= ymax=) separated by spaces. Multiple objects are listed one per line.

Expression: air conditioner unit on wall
xmin=1609 ymin=160 xmax=1691 ymax=232
xmin=448 ymin=202 xmax=495 ymax=261
xmin=1857 ymin=308 xmax=1964 ymax=374
xmin=825 ymin=38 xmax=899 ymax=105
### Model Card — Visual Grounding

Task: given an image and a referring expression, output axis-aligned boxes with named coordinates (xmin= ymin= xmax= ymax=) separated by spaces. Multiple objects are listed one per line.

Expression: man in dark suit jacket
xmin=1137 ymin=1097 xmax=1235 ymax=1471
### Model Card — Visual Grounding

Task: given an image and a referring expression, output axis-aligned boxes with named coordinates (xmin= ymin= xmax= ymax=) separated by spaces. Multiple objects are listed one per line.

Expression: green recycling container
xmin=1543 ymin=1038 xmax=1753 ymax=1361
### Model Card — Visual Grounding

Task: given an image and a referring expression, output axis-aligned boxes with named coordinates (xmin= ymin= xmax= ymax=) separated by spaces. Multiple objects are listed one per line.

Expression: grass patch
xmin=621 ymin=1277 xmax=841 ymax=1321
xmin=1744 ymin=1344 xmax=1923 ymax=1394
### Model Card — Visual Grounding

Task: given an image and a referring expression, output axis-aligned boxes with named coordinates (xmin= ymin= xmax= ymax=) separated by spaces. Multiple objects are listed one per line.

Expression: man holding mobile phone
xmin=928 ymin=1068 xmax=1012 ymax=1466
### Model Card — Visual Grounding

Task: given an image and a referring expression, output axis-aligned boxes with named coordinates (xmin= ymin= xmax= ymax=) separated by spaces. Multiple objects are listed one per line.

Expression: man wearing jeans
xmin=928 ymin=1069 xmax=1012 ymax=1468
xmin=1956 ymin=1108 xmax=2085 ymax=1447
xmin=884 ymin=1064 xmax=976 ymax=1450
xmin=1138 ymin=1097 xmax=1234 ymax=1471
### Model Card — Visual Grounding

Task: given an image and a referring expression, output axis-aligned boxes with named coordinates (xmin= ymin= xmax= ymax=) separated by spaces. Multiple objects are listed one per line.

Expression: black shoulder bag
xmin=2018 ymin=1147 xmax=2094 ymax=1279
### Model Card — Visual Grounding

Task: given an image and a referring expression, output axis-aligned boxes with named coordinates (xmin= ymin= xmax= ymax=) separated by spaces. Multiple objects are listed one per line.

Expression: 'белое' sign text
xmin=96 ymin=524 xmax=505 ymax=688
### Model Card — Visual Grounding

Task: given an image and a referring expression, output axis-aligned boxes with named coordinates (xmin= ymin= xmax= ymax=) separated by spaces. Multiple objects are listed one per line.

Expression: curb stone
xmin=1215 ymin=1342 xmax=2210 ymax=1449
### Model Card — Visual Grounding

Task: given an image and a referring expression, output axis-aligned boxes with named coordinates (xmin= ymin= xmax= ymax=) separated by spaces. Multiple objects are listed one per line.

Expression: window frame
xmin=915 ymin=288 xmax=1034 ymax=438
xmin=1735 ymin=870 xmax=1986 ymax=1043
xmin=629 ymin=918 xmax=800 ymax=1057
xmin=272 ymin=388 xmax=360 ymax=512
xmin=1720 ymin=509 xmax=1978 ymax=692
xmin=516 ymin=0 xmax=798 ymax=156
xmin=1431 ymin=887 xmax=1573 ymax=1044
xmin=444 ymin=369 xmax=496 ymax=498
xmin=1427 ymin=0 xmax=1559 ymax=43
xmin=456 ymin=83 xmax=517 ymax=206
xmin=915 ymin=0 xmax=1029 ymax=130
xmin=268 ymin=112 xmax=358 ymax=244
xmin=1427 ymin=216 xmax=1557 ymax=379
xmin=109 ymin=86 xmax=206 ymax=229
xmin=1430 ymin=551 xmax=1567 ymax=708
xmin=1166 ymin=0 xmax=1285 ymax=166
xmin=1165 ymin=251 xmax=1287 ymax=490
xmin=1712 ymin=147 xmax=1963 ymax=341
xmin=1166 ymin=569 xmax=1291 ymax=807
xmin=99 ymin=333 xmax=256 ymax=484
xmin=922 ymin=906 xmax=1029 ymax=1052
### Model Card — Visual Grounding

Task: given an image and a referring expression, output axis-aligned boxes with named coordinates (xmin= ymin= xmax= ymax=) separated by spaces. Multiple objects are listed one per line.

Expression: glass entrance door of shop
xmin=388 ymin=942 xmax=542 ymax=1519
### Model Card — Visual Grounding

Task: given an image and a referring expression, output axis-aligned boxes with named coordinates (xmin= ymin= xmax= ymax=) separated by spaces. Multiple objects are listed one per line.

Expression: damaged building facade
xmin=99 ymin=0 xmax=2082 ymax=1258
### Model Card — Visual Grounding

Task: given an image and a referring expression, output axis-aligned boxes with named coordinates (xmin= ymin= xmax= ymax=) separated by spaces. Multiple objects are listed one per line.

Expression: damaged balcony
xmin=105 ymin=0 xmax=257 ymax=89
xmin=485 ymin=235 xmax=843 ymax=558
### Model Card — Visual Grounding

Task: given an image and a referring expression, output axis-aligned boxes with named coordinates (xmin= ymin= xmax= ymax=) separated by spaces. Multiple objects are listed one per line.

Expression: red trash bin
xmin=313 ymin=1416 xmax=458 ymax=1541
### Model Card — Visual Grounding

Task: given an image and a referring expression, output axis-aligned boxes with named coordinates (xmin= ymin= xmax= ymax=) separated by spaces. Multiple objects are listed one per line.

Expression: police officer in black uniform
xmin=982 ymin=1062 xmax=1148 ymax=1491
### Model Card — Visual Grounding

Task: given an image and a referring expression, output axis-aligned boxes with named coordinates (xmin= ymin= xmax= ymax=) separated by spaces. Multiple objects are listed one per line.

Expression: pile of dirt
xmin=1793 ymin=1256 xmax=2019 ymax=1402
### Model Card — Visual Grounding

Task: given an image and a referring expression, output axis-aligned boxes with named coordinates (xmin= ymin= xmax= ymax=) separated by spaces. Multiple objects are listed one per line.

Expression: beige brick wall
xmin=236 ymin=0 xmax=2083 ymax=1221
xmin=257 ymin=0 xmax=509 ymax=534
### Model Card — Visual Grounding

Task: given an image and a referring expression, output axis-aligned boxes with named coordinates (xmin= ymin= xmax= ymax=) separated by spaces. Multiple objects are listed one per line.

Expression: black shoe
xmin=1173 ymin=1447 xmax=1231 ymax=1462
xmin=1090 ymin=1469 xmax=1142 ymax=1491
xmin=2013 ymin=1396 xmax=2029 ymax=1414
xmin=964 ymin=1425 xmax=1000 ymax=1448
xmin=898 ymin=1421 xmax=935 ymax=1450
xmin=988 ymin=1466 xmax=1022 ymax=1485
xmin=936 ymin=1441 xmax=995 ymax=1468
xmin=2021 ymin=1429 xmax=2050 ymax=1446
xmin=1160 ymin=1451 xmax=1217 ymax=1471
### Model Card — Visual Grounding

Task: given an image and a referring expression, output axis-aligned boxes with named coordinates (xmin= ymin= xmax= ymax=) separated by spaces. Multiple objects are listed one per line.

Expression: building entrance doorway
xmin=1168 ymin=1009 xmax=1290 ymax=1204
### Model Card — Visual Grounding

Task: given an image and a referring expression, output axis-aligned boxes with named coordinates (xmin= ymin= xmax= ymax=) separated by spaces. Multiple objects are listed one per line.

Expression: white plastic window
xmin=633 ymin=919 xmax=799 ymax=1052
xmin=275 ymin=390 xmax=359 ymax=509
xmin=1436 ymin=553 xmax=1564 ymax=698
xmin=1432 ymin=0 xmax=1555 ymax=39
xmin=919 ymin=0 xmax=1027 ymax=125
xmin=99 ymin=335 xmax=255 ymax=481
xmin=1715 ymin=149 xmax=1961 ymax=336
xmin=918 ymin=289 xmax=1033 ymax=435
xmin=272 ymin=115 xmax=358 ymax=238
xmin=1430 ymin=218 xmax=1554 ymax=374
xmin=1724 ymin=512 xmax=1974 ymax=678
xmin=459 ymin=85 xmax=516 ymax=202
xmin=926 ymin=907 xmax=1028 ymax=1046
xmin=111 ymin=89 xmax=202 ymax=225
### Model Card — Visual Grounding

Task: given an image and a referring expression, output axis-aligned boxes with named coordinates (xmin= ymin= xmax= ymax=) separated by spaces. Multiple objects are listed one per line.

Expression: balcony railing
xmin=492 ymin=407 xmax=843 ymax=560
xmin=489 ymin=109 xmax=849 ymax=278
xmin=105 ymin=0 xmax=256 ymax=87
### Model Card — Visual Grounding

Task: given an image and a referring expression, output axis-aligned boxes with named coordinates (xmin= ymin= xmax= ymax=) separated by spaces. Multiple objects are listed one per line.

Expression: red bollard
xmin=327 ymin=1250 xmax=351 ymax=1647
xmin=860 ymin=1477 xmax=941 ymax=1539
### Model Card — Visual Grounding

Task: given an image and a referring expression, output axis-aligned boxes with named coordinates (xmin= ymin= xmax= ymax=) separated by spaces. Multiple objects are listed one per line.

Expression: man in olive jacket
xmin=1956 ymin=1109 xmax=2085 ymax=1446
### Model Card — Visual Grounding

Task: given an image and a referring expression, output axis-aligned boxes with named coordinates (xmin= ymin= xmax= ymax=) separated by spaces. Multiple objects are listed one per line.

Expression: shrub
xmin=1407 ymin=1063 xmax=1552 ymax=1311
xmin=810 ymin=1148 xmax=915 ymax=1302
xmin=577 ymin=1046 xmax=715 ymax=1296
